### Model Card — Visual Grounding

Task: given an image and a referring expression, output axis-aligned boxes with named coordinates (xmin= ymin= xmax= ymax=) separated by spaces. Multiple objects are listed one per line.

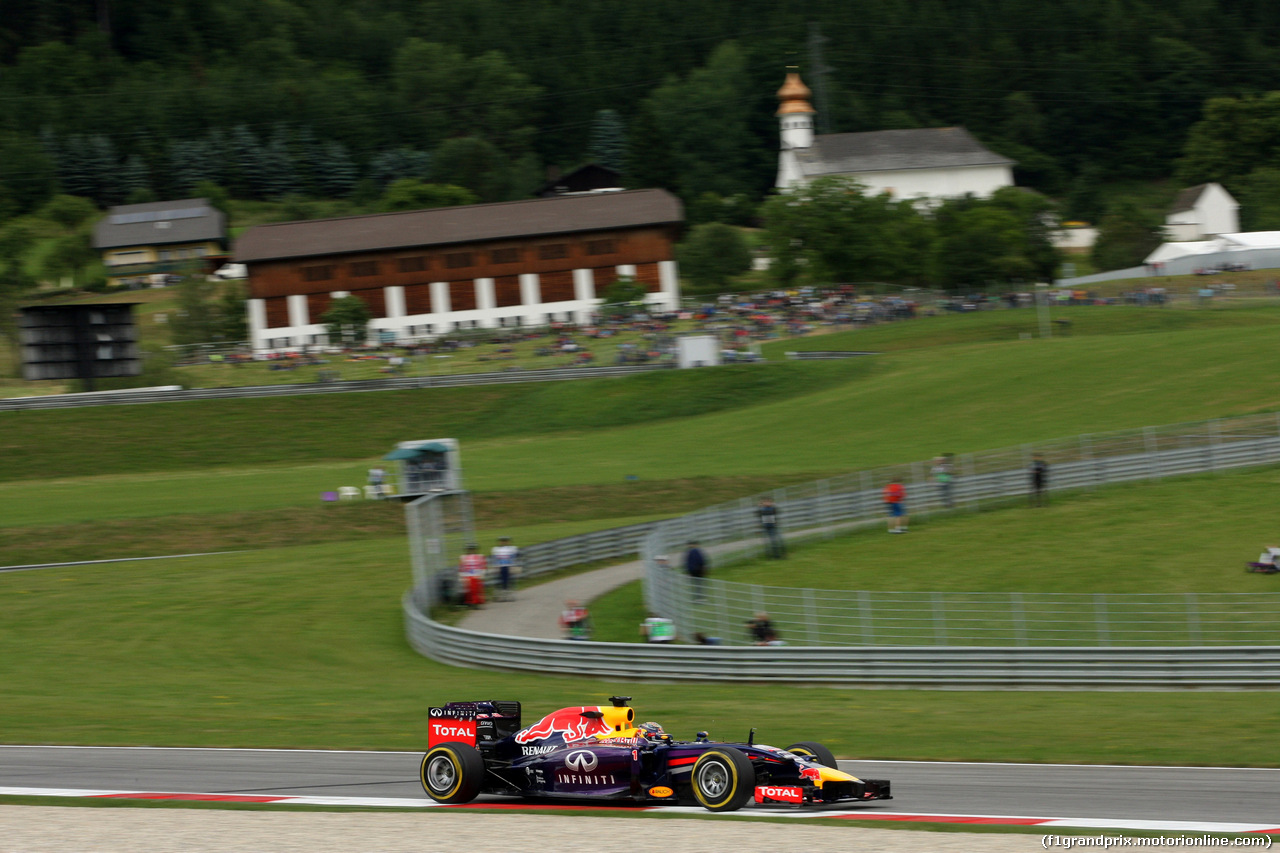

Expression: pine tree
xmin=587 ymin=109 xmax=627 ymax=172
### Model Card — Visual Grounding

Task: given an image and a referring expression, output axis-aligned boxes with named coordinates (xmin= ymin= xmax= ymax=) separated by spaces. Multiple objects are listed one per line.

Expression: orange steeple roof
xmin=776 ymin=69 xmax=814 ymax=116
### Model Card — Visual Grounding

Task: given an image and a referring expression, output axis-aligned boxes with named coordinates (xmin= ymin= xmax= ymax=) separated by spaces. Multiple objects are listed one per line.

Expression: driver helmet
xmin=638 ymin=722 xmax=665 ymax=739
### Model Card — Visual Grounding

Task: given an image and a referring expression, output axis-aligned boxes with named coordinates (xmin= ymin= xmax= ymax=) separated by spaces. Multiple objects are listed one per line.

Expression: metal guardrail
xmin=403 ymin=602 xmax=1280 ymax=688
xmin=404 ymin=411 xmax=1280 ymax=687
xmin=785 ymin=351 xmax=878 ymax=359
xmin=0 ymin=363 xmax=675 ymax=411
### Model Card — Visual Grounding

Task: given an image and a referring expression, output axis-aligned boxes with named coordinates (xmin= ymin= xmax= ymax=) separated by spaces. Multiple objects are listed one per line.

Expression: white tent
xmin=1210 ymin=231 xmax=1280 ymax=251
xmin=1144 ymin=241 xmax=1214 ymax=264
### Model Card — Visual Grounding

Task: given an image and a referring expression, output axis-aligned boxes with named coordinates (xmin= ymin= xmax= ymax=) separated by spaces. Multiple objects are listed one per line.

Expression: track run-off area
xmin=2 ymin=745 xmax=1278 ymax=838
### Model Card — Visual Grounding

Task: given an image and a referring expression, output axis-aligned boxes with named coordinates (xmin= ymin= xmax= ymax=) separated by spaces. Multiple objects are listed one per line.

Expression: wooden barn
xmin=234 ymin=189 xmax=684 ymax=351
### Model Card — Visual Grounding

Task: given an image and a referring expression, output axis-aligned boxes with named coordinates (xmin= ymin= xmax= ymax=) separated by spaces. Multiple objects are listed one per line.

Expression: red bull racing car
xmin=421 ymin=696 xmax=891 ymax=812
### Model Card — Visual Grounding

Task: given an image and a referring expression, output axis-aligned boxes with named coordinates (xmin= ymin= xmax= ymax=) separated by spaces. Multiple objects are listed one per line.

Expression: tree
xmin=431 ymin=137 xmax=510 ymax=202
xmin=41 ymin=231 xmax=96 ymax=287
xmin=379 ymin=179 xmax=476 ymax=212
xmin=1091 ymin=202 xmax=1164 ymax=272
xmin=759 ymin=177 xmax=925 ymax=286
xmin=170 ymin=276 xmax=242 ymax=346
xmin=598 ymin=276 xmax=648 ymax=318
xmin=38 ymin=194 xmax=98 ymax=229
xmin=0 ymin=133 xmax=56 ymax=214
xmin=587 ymin=109 xmax=626 ymax=172
xmin=1176 ymin=92 xmax=1280 ymax=188
xmin=637 ymin=41 xmax=759 ymax=202
xmin=677 ymin=223 xmax=753 ymax=293
xmin=1234 ymin=167 xmax=1280 ymax=231
xmin=322 ymin=295 xmax=372 ymax=346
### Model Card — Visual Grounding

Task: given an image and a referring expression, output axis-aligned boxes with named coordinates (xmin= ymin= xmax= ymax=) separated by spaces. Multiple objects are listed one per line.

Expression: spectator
xmin=1030 ymin=454 xmax=1049 ymax=507
xmin=746 ymin=612 xmax=774 ymax=644
xmin=757 ymin=497 xmax=785 ymax=558
xmin=694 ymin=632 xmax=723 ymax=645
xmin=640 ymin=612 xmax=676 ymax=643
xmin=490 ymin=536 xmax=521 ymax=600
xmin=931 ymin=454 xmax=955 ymax=508
xmin=684 ymin=541 xmax=709 ymax=601
xmin=560 ymin=600 xmax=592 ymax=640
xmin=883 ymin=480 xmax=908 ymax=533
xmin=368 ymin=466 xmax=387 ymax=497
xmin=458 ymin=543 xmax=487 ymax=608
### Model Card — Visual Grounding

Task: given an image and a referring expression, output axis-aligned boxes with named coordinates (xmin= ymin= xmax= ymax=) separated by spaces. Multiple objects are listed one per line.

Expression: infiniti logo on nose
xmin=565 ymin=750 xmax=598 ymax=772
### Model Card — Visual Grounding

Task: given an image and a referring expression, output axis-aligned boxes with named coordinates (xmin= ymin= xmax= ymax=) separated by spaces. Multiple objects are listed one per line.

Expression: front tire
xmin=786 ymin=741 xmax=837 ymax=768
xmin=421 ymin=742 xmax=484 ymax=804
xmin=690 ymin=747 xmax=754 ymax=812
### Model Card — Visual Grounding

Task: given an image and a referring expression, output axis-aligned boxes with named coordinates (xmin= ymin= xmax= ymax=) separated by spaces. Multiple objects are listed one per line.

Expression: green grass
xmin=5 ymin=306 xmax=1280 ymax=765
xmin=718 ymin=468 xmax=1280 ymax=594
xmin=586 ymin=467 xmax=1280 ymax=645
xmin=4 ymin=540 xmax=1280 ymax=765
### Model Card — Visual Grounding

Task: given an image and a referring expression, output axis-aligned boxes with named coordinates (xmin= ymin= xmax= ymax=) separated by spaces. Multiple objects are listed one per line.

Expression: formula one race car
xmin=421 ymin=696 xmax=891 ymax=812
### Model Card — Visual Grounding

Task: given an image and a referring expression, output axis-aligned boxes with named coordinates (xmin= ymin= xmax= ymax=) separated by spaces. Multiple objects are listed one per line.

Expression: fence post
xmin=716 ymin=580 xmax=733 ymax=645
xmin=1144 ymin=427 xmax=1158 ymax=481
xmin=804 ymin=587 xmax=819 ymax=645
xmin=859 ymin=590 xmax=875 ymax=645
xmin=1205 ymin=419 xmax=1218 ymax=473
xmin=1080 ymin=434 xmax=1096 ymax=490
xmin=819 ymin=477 xmax=834 ymax=538
xmin=1094 ymin=594 xmax=1110 ymax=646
xmin=1011 ymin=592 xmax=1028 ymax=647
xmin=1186 ymin=593 xmax=1202 ymax=645
xmin=860 ymin=471 xmax=873 ymax=520
xmin=961 ymin=452 xmax=977 ymax=512
xmin=932 ymin=592 xmax=947 ymax=645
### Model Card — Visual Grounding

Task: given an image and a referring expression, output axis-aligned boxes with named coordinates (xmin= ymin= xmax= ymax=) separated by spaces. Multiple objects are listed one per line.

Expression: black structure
xmin=20 ymin=304 xmax=142 ymax=390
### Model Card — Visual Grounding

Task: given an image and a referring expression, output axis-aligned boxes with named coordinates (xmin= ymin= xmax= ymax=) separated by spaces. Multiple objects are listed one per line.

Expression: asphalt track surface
xmin=4 ymin=746 xmax=1280 ymax=827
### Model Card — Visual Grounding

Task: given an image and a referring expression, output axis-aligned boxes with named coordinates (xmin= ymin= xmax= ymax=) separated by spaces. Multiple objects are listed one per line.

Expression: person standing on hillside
xmin=756 ymin=497 xmax=785 ymax=558
xmin=458 ymin=543 xmax=487 ymax=608
xmin=931 ymin=454 xmax=955 ymax=508
xmin=684 ymin=541 xmax=709 ymax=601
xmin=490 ymin=536 xmax=521 ymax=601
xmin=1030 ymin=454 xmax=1049 ymax=507
xmin=883 ymin=480 xmax=908 ymax=533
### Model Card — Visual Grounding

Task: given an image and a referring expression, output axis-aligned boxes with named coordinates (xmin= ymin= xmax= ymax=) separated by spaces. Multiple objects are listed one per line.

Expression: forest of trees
xmin=4 ymin=0 xmax=1280 ymax=290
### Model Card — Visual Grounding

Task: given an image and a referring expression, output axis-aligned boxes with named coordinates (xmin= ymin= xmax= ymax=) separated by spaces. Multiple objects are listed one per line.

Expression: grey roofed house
xmin=92 ymin=198 xmax=226 ymax=250
xmin=1169 ymin=183 xmax=1213 ymax=213
xmin=235 ymin=188 xmax=683 ymax=263
xmin=794 ymin=127 xmax=1014 ymax=177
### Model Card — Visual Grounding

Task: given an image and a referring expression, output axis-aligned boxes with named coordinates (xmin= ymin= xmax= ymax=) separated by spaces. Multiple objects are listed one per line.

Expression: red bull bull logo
xmin=799 ymin=766 xmax=822 ymax=782
xmin=514 ymin=707 xmax=612 ymax=745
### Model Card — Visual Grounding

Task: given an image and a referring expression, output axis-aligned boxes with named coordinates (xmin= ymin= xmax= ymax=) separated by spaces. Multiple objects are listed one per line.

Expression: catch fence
xmin=640 ymin=412 xmax=1280 ymax=647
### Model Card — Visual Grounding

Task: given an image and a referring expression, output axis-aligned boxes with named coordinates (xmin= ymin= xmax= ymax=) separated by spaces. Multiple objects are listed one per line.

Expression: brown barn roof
xmin=235 ymin=189 xmax=682 ymax=263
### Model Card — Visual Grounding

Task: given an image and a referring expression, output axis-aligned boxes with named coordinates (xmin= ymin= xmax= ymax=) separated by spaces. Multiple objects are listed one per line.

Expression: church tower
xmin=776 ymin=68 xmax=815 ymax=189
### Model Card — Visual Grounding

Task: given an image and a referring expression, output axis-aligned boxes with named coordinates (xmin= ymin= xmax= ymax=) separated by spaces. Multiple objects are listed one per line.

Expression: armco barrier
xmin=403 ymin=601 xmax=1280 ymax=688
xmin=404 ymin=412 xmax=1280 ymax=687
xmin=0 ymin=363 xmax=673 ymax=411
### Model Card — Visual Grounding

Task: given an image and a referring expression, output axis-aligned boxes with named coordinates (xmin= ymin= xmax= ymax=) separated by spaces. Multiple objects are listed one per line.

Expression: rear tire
xmin=690 ymin=747 xmax=754 ymax=812
xmin=786 ymin=741 xmax=837 ymax=768
xmin=421 ymin=742 xmax=484 ymax=804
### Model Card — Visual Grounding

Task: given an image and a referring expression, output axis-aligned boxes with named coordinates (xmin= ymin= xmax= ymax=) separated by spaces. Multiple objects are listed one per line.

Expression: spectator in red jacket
xmin=883 ymin=481 xmax=908 ymax=533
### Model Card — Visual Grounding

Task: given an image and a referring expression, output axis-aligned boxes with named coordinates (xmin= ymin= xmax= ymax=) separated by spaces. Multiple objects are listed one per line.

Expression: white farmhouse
xmin=775 ymin=70 xmax=1014 ymax=201
xmin=1165 ymin=183 xmax=1239 ymax=241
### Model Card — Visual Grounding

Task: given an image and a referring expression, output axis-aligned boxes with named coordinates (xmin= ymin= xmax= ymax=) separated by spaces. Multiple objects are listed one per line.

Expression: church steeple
xmin=776 ymin=68 xmax=814 ymax=188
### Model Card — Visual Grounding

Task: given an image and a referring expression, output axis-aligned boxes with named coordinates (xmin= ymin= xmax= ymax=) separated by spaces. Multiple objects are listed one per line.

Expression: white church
xmin=774 ymin=70 xmax=1015 ymax=201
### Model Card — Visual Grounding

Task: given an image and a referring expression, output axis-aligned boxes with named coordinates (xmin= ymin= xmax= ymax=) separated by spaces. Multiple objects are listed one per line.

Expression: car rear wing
xmin=428 ymin=700 xmax=521 ymax=749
